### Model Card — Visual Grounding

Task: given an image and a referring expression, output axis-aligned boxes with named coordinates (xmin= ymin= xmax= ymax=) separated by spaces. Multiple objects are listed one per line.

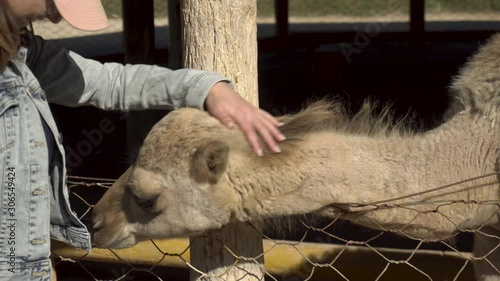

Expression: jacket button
xmin=58 ymin=134 xmax=63 ymax=143
xmin=30 ymin=239 xmax=47 ymax=245
xmin=32 ymin=271 xmax=48 ymax=277
xmin=40 ymin=92 xmax=46 ymax=101
xmin=32 ymin=189 xmax=48 ymax=195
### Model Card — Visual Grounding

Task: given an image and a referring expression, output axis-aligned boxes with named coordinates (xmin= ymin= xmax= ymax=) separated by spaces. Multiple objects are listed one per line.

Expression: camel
xmin=91 ymin=34 xmax=500 ymax=280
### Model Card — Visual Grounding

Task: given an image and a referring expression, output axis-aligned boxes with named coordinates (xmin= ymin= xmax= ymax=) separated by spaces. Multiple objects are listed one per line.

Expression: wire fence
xmin=51 ymin=173 xmax=500 ymax=281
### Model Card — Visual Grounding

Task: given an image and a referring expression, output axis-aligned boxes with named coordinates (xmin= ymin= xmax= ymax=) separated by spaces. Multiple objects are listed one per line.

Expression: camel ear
xmin=190 ymin=141 xmax=230 ymax=184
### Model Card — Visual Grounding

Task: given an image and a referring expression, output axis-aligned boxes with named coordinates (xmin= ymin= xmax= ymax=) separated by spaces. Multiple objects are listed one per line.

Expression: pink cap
xmin=53 ymin=0 xmax=109 ymax=31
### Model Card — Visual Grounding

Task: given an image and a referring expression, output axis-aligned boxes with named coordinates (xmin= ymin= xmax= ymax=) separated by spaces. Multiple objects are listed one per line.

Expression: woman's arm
xmin=26 ymin=35 xmax=285 ymax=154
xmin=27 ymin=35 xmax=227 ymax=111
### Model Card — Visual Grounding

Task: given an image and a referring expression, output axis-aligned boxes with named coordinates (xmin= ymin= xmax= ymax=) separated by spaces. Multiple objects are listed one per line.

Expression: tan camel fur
xmin=92 ymin=35 xmax=500 ymax=280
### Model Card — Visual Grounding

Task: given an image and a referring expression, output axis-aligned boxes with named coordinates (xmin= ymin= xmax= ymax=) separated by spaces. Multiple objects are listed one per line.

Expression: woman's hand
xmin=205 ymin=82 xmax=285 ymax=156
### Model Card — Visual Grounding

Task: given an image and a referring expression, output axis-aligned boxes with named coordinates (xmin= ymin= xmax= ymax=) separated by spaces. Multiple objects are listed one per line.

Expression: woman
xmin=0 ymin=0 xmax=285 ymax=280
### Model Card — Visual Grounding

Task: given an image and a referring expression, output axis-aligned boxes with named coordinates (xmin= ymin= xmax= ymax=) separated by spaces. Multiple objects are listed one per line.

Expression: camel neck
xmin=308 ymin=112 xmax=497 ymax=202
xmin=228 ymin=111 xmax=499 ymax=223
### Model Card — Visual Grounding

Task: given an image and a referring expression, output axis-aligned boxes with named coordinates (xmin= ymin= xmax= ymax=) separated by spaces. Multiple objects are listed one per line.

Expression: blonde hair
xmin=0 ymin=0 xmax=20 ymax=72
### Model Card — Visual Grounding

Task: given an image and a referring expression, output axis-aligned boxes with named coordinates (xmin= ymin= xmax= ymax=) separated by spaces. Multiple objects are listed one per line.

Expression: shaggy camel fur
xmin=92 ymin=35 xmax=500 ymax=280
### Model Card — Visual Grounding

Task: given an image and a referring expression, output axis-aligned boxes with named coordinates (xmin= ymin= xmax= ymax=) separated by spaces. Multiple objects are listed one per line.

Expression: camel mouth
xmin=91 ymin=225 xmax=137 ymax=249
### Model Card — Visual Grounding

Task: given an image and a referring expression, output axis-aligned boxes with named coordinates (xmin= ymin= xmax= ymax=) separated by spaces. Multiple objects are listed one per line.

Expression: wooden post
xmin=275 ymin=0 xmax=289 ymax=37
xmin=122 ymin=0 xmax=155 ymax=64
xmin=122 ymin=0 xmax=168 ymax=155
xmin=181 ymin=0 xmax=259 ymax=106
xmin=410 ymin=0 xmax=425 ymax=50
xmin=181 ymin=0 xmax=264 ymax=280
xmin=168 ymin=0 xmax=182 ymax=69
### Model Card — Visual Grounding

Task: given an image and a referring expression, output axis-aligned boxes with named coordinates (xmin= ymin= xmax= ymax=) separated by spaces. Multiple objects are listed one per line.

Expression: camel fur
xmin=91 ymin=34 xmax=500 ymax=280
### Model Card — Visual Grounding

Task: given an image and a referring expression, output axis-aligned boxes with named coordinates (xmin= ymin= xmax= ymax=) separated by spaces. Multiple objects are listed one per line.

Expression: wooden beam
xmin=122 ymin=0 xmax=155 ymax=64
xmin=275 ymin=0 xmax=289 ymax=37
xmin=168 ymin=0 xmax=182 ymax=69
xmin=258 ymin=30 xmax=492 ymax=52
xmin=122 ymin=0 xmax=165 ymax=164
xmin=410 ymin=0 xmax=425 ymax=49
xmin=52 ymin=239 xmax=476 ymax=280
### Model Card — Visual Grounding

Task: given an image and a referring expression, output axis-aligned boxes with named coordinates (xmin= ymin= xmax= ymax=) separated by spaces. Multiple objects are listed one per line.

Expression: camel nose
xmin=91 ymin=216 xmax=104 ymax=233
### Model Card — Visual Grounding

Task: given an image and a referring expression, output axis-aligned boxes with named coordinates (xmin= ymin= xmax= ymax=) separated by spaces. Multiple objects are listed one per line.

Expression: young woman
xmin=0 ymin=0 xmax=285 ymax=279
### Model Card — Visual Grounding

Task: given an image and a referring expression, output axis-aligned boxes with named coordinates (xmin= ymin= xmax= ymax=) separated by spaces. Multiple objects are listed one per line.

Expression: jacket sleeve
xmin=26 ymin=35 xmax=231 ymax=111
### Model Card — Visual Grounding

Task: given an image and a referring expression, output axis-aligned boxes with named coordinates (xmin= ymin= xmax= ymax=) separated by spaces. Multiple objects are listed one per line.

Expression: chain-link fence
xmin=31 ymin=0 xmax=500 ymax=59
xmin=51 ymin=172 xmax=500 ymax=281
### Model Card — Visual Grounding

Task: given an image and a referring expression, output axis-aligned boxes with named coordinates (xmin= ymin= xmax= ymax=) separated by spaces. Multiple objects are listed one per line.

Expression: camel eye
xmin=136 ymin=198 xmax=156 ymax=212
xmin=125 ymin=184 xmax=157 ymax=212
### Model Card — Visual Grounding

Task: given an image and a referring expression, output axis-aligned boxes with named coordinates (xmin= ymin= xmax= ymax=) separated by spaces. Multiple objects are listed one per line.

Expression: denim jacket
xmin=0 ymin=35 xmax=229 ymax=280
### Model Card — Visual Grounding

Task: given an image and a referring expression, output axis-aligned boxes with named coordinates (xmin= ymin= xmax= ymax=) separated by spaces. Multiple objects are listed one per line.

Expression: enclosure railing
xmin=51 ymin=175 xmax=500 ymax=281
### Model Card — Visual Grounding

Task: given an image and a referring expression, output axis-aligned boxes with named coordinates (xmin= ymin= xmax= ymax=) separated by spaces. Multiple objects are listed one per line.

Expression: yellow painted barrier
xmin=52 ymin=238 xmax=475 ymax=280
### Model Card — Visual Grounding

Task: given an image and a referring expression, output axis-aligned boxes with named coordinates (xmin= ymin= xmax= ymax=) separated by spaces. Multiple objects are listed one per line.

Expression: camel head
xmin=91 ymin=109 xmax=241 ymax=248
xmin=90 ymin=100 xmax=354 ymax=248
